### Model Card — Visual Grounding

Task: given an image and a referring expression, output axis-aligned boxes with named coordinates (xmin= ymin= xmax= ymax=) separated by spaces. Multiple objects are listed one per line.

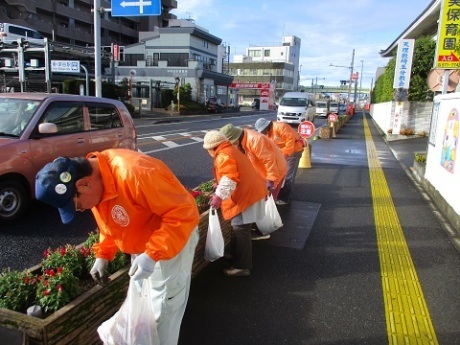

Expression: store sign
xmin=435 ymin=0 xmax=460 ymax=69
xmin=393 ymin=39 xmax=414 ymax=89
xmin=230 ymin=82 xmax=272 ymax=89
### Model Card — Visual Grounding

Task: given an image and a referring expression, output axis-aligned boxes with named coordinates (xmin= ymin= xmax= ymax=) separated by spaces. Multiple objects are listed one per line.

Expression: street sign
xmin=393 ymin=39 xmax=414 ymax=89
xmin=328 ymin=113 xmax=338 ymax=122
xmin=298 ymin=121 xmax=316 ymax=139
xmin=435 ymin=0 xmax=460 ymax=69
xmin=51 ymin=60 xmax=80 ymax=73
xmin=111 ymin=0 xmax=161 ymax=17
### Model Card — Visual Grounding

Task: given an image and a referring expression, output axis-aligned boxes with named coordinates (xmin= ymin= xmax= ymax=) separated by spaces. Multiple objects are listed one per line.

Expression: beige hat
xmin=220 ymin=124 xmax=243 ymax=144
xmin=203 ymin=130 xmax=228 ymax=149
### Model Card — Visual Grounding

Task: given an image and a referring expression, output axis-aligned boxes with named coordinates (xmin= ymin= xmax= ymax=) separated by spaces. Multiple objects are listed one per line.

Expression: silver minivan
xmin=0 ymin=23 xmax=45 ymax=45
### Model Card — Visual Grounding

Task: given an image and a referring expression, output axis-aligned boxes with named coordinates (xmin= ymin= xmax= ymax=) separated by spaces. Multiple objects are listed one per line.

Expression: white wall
xmin=425 ymin=93 xmax=460 ymax=215
xmin=370 ymin=101 xmax=433 ymax=135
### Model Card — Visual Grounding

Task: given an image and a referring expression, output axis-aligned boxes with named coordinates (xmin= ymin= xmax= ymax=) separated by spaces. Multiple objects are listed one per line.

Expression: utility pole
xmin=94 ymin=0 xmax=102 ymax=98
xmin=347 ymin=49 xmax=355 ymax=107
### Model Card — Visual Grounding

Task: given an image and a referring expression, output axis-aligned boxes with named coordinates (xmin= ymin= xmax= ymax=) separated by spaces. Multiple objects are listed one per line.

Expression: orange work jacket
xmin=213 ymin=142 xmax=267 ymax=220
xmin=268 ymin=121 xmax=304 ymax=157
xmin=89 ymin=149 xmax=199 ymax=262
xmin=240 ymin=128 xmax=287 ymax=188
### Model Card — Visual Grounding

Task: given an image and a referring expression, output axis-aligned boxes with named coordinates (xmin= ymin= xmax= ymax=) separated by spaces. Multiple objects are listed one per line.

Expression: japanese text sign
xmin=298 ymin=121 xmax=316 ymax=139
xmin=393 ymin=39 xmax=414 ymax=89
xmin=435 ymin=0 xmax=460 ymax=69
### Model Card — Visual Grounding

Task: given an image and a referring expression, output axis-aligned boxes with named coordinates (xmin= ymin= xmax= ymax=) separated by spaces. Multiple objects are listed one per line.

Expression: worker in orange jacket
xmin=220 ymin=123 xmax=287 ymax=201
xmin=255 ymin=118 xmax=305 ymax=205
xmin=35 ymin=149 xmax=199 ymax=345
xmin=203 ymin=130 xmax=267 ymax=277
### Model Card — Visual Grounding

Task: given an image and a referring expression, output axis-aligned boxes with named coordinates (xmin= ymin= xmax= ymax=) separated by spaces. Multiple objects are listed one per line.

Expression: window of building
xmin=160 ymin=53 xmax=189 ymax=67
xmin=202 ymin=40 xmax=208 ymax=48
xmin=248 ymin=50 xmax=261 ymax=57
xmin=264 ymin=50 xmax=270 ymax=57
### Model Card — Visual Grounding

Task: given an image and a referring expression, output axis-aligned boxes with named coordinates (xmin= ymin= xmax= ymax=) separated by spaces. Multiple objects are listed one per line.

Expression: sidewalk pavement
xmin=178 ymin=111 xmax=460 ymax=345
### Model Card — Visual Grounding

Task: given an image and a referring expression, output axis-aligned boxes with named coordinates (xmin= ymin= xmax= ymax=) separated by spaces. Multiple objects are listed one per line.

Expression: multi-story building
xmin=0 ymin=0 xmax=177 ymax=47
xmin=227 ymin=35 xmax=301 ymax=104
xmin=114 ymin=19 xmax=233 ymax=109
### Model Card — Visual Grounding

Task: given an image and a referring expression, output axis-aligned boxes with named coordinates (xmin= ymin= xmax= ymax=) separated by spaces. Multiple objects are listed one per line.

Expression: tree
xmin=372 ymin=36 xmax=436 ymax=103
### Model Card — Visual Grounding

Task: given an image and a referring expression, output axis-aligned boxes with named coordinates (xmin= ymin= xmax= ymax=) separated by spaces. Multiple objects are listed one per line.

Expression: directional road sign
xmin=111 ymin=0 xmax=161 ymax=17
xmin=51 ymin=60 xmax=80 ymax=73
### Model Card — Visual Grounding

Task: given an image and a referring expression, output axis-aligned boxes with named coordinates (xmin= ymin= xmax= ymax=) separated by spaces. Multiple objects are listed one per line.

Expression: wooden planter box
xmin=0 ymin=210 xmax=233 ymax=344
xmin=319 ymin=126 xmax=332 ymax=139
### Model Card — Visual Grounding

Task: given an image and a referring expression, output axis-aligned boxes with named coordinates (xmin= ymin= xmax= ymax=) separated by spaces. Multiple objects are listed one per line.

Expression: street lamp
xmin=329 ymin=49 xmax=355 ymax=109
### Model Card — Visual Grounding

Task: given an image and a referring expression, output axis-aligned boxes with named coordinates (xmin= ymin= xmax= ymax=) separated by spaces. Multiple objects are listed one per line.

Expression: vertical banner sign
xmin=435 ymin=0 xmax=460 ymax=69
xmin=393 ymin=39 xmax=415 ymax=89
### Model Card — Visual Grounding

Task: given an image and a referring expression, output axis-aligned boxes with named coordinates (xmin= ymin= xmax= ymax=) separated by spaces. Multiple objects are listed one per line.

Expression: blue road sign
xmin=111 ymin=0 xmax=161 ymax=17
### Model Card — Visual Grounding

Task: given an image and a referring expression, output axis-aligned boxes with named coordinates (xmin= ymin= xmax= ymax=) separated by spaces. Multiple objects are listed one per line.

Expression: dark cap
xmin=35 ymin=157 xmax=78 ymax=224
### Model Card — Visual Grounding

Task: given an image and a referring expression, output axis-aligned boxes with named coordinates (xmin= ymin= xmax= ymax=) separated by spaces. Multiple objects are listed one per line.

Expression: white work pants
xmin=133 ymin=226 xmax=199 ymax=345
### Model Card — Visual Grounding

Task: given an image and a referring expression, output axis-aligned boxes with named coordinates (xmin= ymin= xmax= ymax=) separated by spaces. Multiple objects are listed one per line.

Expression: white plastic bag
xmin=256 ymin=194 xmax=283 ymax=235
xmin=97 ymin=278 xmax=160 ymax=345
xmin=204 ymin=206 xmax=224 ymax=262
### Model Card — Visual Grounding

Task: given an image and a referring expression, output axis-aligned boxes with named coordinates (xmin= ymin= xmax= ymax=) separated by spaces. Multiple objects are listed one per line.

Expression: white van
xmin=0 ymin=23 xmax=45 ymax=45
xmin=316 ymin=99 xmax=330 ymax=118
xmin=277 ymin=92 xmax=316 ymax=124
xmin=329 ymin=101 xmax=339 ymax=114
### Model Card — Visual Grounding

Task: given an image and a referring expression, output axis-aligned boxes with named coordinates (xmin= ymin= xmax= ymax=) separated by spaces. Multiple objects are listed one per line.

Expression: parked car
xmin=0 ymin=93 xmax=137 ymax=223
xmin=206 ymin=97 xmax=223 ymax=113
xmin=251 ymin=98 xmax=260 ymax=110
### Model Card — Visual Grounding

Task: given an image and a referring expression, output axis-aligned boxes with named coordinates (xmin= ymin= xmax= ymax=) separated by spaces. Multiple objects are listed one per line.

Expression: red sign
xmin=298 ymin=121 xmax=316 ymax=139
xmin=230 ymin=82 xmax=272 ymax=89
xmin=113 ymin=44 xmax=120 ymax=62
xmin=328 ymin=113 xmax=338 ymax=122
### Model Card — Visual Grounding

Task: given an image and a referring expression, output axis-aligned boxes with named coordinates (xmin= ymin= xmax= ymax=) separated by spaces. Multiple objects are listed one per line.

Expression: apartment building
xmin=0 ymin=0 xmax=177 ymax=47
xmin=228 ymin=35 xmax=301 ymax=104
xmin=114 ymin=19 xmax=233 ymax=108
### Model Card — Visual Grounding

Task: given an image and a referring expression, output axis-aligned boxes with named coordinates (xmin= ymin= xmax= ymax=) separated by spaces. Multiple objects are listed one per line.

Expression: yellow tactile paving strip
xmin=363 ymin=116 xmax=439 ymax=345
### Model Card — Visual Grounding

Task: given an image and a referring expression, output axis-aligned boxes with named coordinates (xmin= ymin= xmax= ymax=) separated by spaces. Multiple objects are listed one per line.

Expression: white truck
xmin=277 ymin=92 xmax=316 ymax=124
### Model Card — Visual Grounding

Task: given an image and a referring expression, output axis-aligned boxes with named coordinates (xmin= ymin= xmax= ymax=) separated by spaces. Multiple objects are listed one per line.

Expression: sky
xmin=171 ymin=0 xmax=434 ymax=90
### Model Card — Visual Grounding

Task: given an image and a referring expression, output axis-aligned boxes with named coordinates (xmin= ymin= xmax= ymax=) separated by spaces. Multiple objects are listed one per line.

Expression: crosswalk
xmin=137 ymin=130 xmax=210 ymax=154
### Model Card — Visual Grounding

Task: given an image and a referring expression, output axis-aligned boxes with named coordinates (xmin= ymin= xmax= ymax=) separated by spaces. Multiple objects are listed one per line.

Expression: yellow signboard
xmin=435 ymin=0 xmax=460 ymax=69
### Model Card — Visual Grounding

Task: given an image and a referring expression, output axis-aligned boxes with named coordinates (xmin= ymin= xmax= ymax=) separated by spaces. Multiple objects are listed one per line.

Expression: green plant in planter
xmin=0 ymin=231 xmax=128 ymax=315
xmin=42 ymin=244 xmax=87 ymax=278
xmin=83 ymin=231 xmax=128 ymax=274
xmin=415 ymin=152 xmax=427 ymax=163
xmin=0 ymin=269 xmax=38 ymax=312
xmin=35 ymin=267 xmax=81 ymax=314
xmin=188 ymin=180 xmax=215 ymax=213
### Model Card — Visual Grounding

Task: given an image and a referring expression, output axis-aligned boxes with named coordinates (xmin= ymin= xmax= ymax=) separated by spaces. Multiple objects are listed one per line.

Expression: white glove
xmin=129 ymin=253 xmax=156 ymax=280
xmin=90 ymin=258 xmax=109 ymax=285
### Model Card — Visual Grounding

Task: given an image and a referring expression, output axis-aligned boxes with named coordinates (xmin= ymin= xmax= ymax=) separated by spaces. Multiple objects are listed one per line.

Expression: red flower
xmin=24 ymin=277 xmax=30 ymax=284
xmin=189 ymin=190 xmax=202 ymax=198
xmin=59 ymin=247 xmax=66 ymax=256
xmin=57 ymin=267 xmax=63 ymax=274
xmin=43 ymin=289 xmax=50 ymax=296
xmin=57 ymin=285 xmax=63 ymax=292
